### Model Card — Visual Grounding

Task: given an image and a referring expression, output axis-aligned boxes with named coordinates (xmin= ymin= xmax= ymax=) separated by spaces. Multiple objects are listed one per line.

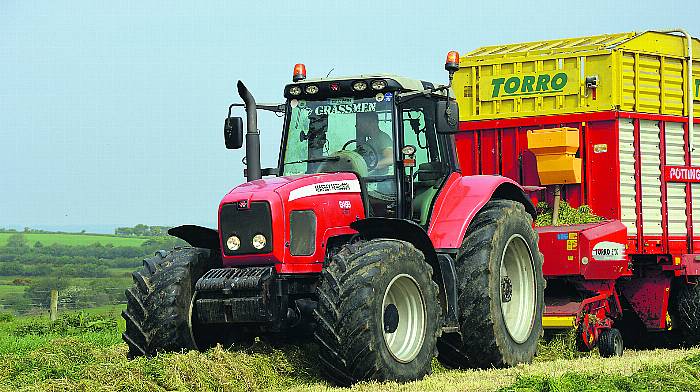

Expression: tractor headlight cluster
xmin=289 ymin=86 xmax=302 ymax=96
xmin=226 ymin=235 xmax=241 ymax=251
xmin=252 ymin=234 xmax=267 ymax=250
xmin=352 ymin=81 xmax=368 ymax=91
xmin=371 ymin=80 xmax=387 ymax=90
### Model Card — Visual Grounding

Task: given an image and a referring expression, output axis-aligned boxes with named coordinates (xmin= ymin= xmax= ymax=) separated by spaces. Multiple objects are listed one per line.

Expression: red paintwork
xmin=618 ymin=273 xmax=672 ymax=330
xmin=458 ymin=110 xmax=700 ymax=339
xmin=218 ymin=172 xmax=365 ymax=274
xmin=457 ymin=110 xmax=700 ymax=263
xmin=427 ymin=173 xmax=530 ymax=249
xmin=536 ymin=221 xmax=630 ymax=280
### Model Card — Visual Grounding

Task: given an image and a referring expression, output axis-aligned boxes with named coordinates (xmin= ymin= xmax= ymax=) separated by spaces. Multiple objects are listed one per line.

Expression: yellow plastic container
xmin=526 ymin=127 xmax=579 ymax=155
xmin=454 ymin=31 xmax=700 ymax=121
xmin=527 ymin=128 xmax=582 ymax=185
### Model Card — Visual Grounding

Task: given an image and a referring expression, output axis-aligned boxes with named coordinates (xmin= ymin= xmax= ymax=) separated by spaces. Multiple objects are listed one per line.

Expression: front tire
xmin=437 ymin=200 xmax=545 ymax=369
xmin=122 ymin=247 xmax=216 ymax=358
xmin=314 ymin=239 xmax=441 ymax=386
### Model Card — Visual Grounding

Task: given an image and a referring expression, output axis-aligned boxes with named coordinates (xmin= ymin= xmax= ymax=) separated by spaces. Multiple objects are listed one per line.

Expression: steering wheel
xmin=342 ymin=139 xmax=379 ymax=170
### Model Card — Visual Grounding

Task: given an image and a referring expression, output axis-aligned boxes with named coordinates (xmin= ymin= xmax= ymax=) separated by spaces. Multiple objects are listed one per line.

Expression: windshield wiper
xmin=285 ymin=156 xmax=340 ymax=165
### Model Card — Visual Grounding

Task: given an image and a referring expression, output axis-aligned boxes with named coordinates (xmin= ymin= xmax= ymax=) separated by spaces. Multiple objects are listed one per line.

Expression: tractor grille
xmin=194 ymin=267 xmax=275 ymax=324
xmin=220 ymin=201 xmax=273 ymax=256
xmin=195 ymin=267 xmax=273 ymax=292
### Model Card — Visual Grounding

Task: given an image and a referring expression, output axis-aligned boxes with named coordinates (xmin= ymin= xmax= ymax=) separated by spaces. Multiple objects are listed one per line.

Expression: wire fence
xmin=0 ymin=287 xmax=128 ymax=315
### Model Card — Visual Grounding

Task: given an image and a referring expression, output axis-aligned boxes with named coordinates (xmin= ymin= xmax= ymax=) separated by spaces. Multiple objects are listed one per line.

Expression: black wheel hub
xmin=383 ymin=304 xmax=399 ymax=333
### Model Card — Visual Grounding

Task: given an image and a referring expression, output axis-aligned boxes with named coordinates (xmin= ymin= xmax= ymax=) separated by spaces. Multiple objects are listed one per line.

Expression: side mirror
xmin=436 ymin=100 xmax=459 ymax=134
xmin=224 ymin=117 xmax=244 ymax=149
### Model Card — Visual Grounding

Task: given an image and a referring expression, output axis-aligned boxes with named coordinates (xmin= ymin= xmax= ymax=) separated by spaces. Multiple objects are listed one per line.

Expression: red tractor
xmin=122 ymin=56 xmax=546 ymax=385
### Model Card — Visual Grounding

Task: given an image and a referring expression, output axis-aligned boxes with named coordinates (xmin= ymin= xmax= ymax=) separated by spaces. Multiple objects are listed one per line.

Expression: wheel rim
xmin=381 ymin=274 xmax=426 ymax=363
xmin=614 ymin=332 xmax=623 ymax=355
xmin=500 ymin=234 xmax=536 ymax=344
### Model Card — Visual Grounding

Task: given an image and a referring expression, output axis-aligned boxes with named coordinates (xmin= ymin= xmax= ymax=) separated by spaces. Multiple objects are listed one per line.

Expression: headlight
xmin=252 ymin=234 xmax=267 ymax=250
xmin=289 ymin=86 xmax=302 ymax=96
xmin=352 ymin=81 xmax=367 ymax=91
xmin=305 ymin=84 xmax=319 ymax=94
xmin=226 ymin=235 xmax=241 ymax=251
xmin=371 ymin=80 xmax=387 ymax=90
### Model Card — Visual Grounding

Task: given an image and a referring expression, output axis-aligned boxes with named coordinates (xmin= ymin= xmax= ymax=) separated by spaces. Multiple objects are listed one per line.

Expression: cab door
xmin=399 ymin=97 xmax=450 ymax=225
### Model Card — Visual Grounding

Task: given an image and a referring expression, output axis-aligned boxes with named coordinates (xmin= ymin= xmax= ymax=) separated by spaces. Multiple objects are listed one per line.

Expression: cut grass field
xmin=0 ymin=232 xmax=148 ymax=247
xmin=1 ymin=311 xmax=700 ymax=392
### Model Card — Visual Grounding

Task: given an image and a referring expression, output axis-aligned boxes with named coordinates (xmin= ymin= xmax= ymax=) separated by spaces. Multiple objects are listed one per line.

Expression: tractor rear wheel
xmin=314 ymin=239 xmax=441 ymax=386
xmin=669 ymin=281 xmax=700 ymax=346
xmin=122 ymin=247 xmax=217 ymax=358
xmin=437 ymin=200 xmax=544 ymax=369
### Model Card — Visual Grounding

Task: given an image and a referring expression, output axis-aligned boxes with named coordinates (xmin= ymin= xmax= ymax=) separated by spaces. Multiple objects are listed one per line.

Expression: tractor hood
xmin=218 ymin=172 xmax=365 ymax=272
xmin=220 ymin=172 xmax=361 ymax=205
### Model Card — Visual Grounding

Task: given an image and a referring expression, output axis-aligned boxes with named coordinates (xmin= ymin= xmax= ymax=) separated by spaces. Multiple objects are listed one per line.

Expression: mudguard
xmin=168 ymin=225 xmax=220 ymax=250
xmin=427 ymin=173 xmax=536 ymax=250
xmin=350 ymin=218 xmax=438 ymax=265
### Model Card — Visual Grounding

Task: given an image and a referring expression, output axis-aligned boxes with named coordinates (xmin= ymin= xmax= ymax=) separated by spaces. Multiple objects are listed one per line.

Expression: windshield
xmin=282 ymin=95 xmax=395 ymax=178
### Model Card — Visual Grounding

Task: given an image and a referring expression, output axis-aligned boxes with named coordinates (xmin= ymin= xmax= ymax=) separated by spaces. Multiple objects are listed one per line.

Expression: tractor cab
xmin=279 ymin=71 xmax=459 ymax=225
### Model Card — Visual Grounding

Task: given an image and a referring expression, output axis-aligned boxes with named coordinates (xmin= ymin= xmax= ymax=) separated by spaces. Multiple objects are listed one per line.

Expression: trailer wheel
xmin=669 ymin=281 xmax=700 ymax=346
xmin=437 ymin=200 xmax=545 ymax=369
xmin=122 ymin=247 xmax=216 ymax=358
xmin=598 ymin=328 xmax=624 ymax=357
xmin=314 ymin=239 xmax=441 ymax=386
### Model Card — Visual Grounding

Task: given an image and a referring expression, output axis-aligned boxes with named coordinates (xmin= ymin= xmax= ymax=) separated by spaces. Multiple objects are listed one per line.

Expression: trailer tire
xmin=437 ymin=200 xmax=545 ymax=369
xmin=122 ymin=247 xmax=216 ymax=358
xmin=669 ymin=281 xmax=700 ymax=346
xmin=598 ymin=328 xmax=624 ymax=357
xmin=314 ymin=239 xmax=441 ymax=386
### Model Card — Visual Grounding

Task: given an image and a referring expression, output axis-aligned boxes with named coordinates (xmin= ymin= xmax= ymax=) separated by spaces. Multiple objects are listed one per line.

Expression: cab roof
xmin=288 ymin=74 xmax=434 ymax=92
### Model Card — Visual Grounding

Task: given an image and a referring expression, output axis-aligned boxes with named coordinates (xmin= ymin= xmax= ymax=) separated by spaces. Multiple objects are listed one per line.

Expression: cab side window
xmin=400 ymin=98 xmax=446 ymax=225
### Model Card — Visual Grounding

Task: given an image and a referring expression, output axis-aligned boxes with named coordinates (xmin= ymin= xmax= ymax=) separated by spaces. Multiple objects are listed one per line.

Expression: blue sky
xmin=1 ymin=1 xmax=698 ymax=232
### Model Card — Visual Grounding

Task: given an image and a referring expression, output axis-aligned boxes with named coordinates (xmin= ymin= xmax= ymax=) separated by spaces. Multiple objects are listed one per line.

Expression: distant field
xmin=0 ymin=233 xmax=147 ymax=247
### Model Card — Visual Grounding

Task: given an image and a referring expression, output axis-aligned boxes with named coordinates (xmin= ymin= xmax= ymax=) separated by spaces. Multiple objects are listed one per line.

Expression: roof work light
xmin=293 ymin=64 xmax=307 ymax=82
xmin=445 ymin=51 xmax=460 ymax=73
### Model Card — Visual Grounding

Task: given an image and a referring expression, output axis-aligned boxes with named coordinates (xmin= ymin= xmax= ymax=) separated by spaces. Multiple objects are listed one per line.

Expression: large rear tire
xmin=669 ymin=281 xmax=700 ymax=346
xmin=122 ymin=247 xmax=217 ymax=358
xmin=314 ymin=239 xmax=441 ymax=386
xmin=437 ymin=200 xmax=544 ymax=368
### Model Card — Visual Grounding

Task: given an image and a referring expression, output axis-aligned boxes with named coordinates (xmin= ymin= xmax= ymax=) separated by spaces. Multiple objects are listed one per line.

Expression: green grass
xmin=0 ymin=284 xmax=27 ymax=297
xmin=0 ymin=233 xmax=148 ymax=247
xmin=1 ymin=313 xmax=699 ymax=392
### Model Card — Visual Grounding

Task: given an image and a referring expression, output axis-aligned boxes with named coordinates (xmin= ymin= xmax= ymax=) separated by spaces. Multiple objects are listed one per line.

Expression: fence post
xmin=50 ymin=289 xmax=58 ymax=321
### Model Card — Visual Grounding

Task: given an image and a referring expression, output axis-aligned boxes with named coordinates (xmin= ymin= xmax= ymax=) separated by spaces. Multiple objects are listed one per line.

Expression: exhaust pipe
xmin=237 ymin=81 xmax=262 ymax=182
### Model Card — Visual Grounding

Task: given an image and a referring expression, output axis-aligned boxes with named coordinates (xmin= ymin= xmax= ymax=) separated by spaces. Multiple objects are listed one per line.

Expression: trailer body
xmin=453 ymin=31 xmax=700 ymax=346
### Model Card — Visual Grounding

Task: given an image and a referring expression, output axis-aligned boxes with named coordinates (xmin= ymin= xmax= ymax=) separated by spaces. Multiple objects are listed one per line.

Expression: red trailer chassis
xmin=455 ymin=110 xmax=700 ymax=349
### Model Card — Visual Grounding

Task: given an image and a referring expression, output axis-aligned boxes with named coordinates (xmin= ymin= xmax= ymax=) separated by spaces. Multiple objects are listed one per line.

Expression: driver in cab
xmin=355 ymin=111 xmax=393 ymax=174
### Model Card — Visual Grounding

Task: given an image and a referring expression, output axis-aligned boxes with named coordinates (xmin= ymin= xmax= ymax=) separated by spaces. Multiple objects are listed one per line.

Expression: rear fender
xmin=427 ymin=174 xmax=536 ymax=250
xmin=168 ymin=225 xmax=220 ymax=250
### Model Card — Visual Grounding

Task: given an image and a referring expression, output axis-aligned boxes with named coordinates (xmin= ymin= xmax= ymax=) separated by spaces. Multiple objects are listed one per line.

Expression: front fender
xmin=168 ymin=225 xmax=220 ymax=250
xmin=427 ymin=174 xmax=535 ymax=250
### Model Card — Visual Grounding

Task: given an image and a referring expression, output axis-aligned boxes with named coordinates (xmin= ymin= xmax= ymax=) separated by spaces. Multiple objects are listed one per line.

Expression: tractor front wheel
xmin=314 ymin=239 xmax=441 ymax=386
xmin=122 ymin=247 xmax=216 ymax=358
xmin=437 ymin=200 xmax=545 ymax=369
